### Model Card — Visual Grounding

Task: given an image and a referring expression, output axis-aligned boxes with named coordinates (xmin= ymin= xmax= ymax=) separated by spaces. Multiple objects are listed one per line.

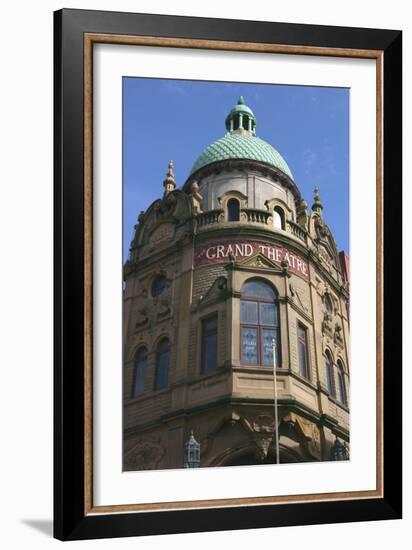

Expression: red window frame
xmin=240 ymin=292 xmax=281 ymax=367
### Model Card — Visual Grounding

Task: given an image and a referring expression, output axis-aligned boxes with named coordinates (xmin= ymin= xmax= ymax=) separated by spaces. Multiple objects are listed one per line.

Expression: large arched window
xmin=155 ymin=338 xmax=170 ymax=390
xmin=336 ymin=359 xmax=347 ymax=406
xmin=240 ymin=278 xmax=281 ymax=367
xmin=273 ymin=206 xmax=285 ymax=230
xmin=132 ymin=347 xmax=147 ymax=397
xmin=325 ymin=349 xmax=335 ymax=397
xmin=227 ymin=198 xmax=240 ymax=222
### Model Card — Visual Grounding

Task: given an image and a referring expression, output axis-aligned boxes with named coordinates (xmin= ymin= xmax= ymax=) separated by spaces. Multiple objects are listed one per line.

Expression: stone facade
xmin=123 ymin=100 xmax=350 ymax=471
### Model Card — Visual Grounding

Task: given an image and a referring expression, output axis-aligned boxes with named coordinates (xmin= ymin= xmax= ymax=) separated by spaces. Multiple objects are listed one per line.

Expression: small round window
xmin=151 ymin=274 xmax=167 ymax=298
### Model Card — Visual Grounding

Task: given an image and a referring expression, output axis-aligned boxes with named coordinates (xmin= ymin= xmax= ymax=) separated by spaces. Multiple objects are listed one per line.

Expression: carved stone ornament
xmin=238 ymin=252 xmax=280 ymax=271
xmin=334 ymin=323 xmax=344 ymax=347
xmin=280 ymin=258 xmax=290 ymax=276
xmin=253 ymin=414 xmax=275 ymax=433
xmin=322 ymin=312 xmax=333 ymax=336
xmin=124 ymin=438 xmax=165 ymax=470
xmin=135 ymin=308 xmax=148 ymax=327
xmin=298 ymin=417 xmax=321 ymax=459
xmin=253 ymin=435 xmax=273 ymax=461
xmin=157 ymin=297 xmax=171 ymax=317
xmin=318 ymin=245 xmax=332 ymax=267
xmin=314 ymin=216 xmax=328 ymax=239
xmin=149 ymin=222 xmax=175 ymax=246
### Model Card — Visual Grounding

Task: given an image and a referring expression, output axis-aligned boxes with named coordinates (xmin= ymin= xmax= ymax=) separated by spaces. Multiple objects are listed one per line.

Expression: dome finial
xmin=312 ymin=186 xmax=324 ymax=215
xmin=163 ymin=160 xmax=176 ymax=195
xmin=225 ymin=96 xmax=256 ymax=135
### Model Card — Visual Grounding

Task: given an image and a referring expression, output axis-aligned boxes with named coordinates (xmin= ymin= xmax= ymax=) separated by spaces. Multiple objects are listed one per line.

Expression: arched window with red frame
xmin=240 ymin=278 xmax=281 ymax=367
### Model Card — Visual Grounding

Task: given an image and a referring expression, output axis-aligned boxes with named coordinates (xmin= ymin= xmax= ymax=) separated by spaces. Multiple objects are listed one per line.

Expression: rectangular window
xmin=297 ymin=323 xmax=309 ymax=379
xmin=326 ymin=364 xmax=335 ymax=396
xmin=241 ymin=326 xmax=258 ymax=365
xmin=201 ymin=316 xmax=218 ymax=373
xmin=133 ymin=363 xmax=146 ymax=397
xmin=261 ymin=328 xmax=280 ymax=367
xmin=337 ymin=369 xmax=347 ymax=405
xmin=155 ymin=351 xmax=169 ymax=390
xmin=259 ymin=302 xmax=278 ymax=326
xmin=240 ymin=301 xmax=258 ymax=324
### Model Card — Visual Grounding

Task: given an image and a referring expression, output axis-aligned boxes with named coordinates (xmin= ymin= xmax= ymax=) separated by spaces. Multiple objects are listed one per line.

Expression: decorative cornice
xmin=184 ymin=158 xmax=302 ymax=206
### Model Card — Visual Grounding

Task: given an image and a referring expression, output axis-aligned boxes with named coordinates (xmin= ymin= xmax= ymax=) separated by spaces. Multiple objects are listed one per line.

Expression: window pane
xmin=133 ymin=349 xmax=147 ymax=397
xmin=261 ymin=329 xmax=280 ymax=366
xmin=202 ymin=333 xmax=217 ymax=373
xmin=259 ymin=302 xmax=278 ymax=326
xmin=203 ymin=316 xmax=217 ymax=334
xmin=151 ymin=275 xmax=166 ymax=297
xmin=298 ymin=327 xmax=309 ymax=378
xmin=273 ymin=210 xmax=282 ymax=230
xmin=337 ymin=363 xmax=346 ymax=404
xmin=227 ymin=199 xmax=240 ymax=221
xmin=158 ymin=338 xmax=170 ymax=353
xmin=241 ymin=279 xmax=277 ymax=299
xmin=324 ymin=294 xmax=333 ymax=314
xmin=240 ymin=300 xmax=258 ymax=324
xmin=325 ymin=354 xmax=335 ymax=396
xmin=326 ymin=367 xmax=334 ymax=395
xmin=202 ymin=317 xmax=217 ymax=373
xmin=298 ymin=340 xmax=308 ymax=377
xmin=241 ymin=327 xmax=258 ymax=365
xmin=155 ymin=341 xmax=170 ymax=390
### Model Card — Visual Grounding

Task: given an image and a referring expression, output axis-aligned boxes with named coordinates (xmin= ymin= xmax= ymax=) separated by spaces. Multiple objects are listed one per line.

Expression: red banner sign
xmin=194 ymin=240 xmax=309 ymax=279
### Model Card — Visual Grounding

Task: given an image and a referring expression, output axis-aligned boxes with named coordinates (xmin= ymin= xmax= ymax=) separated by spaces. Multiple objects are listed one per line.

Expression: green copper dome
xmin=189 ymin=97 xmax=293 ymax=180
xmin=190 ymin=133 xmax=293 ymax=179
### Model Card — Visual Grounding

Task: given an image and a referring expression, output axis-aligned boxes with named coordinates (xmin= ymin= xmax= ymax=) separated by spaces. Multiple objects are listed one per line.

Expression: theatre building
xmin=123 ymin=97 xmax=350 ymax=471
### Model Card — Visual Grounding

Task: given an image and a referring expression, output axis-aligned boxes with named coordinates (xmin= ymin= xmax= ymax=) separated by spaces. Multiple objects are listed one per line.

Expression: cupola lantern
xmin=225 ymin=96 xmax=257 ymax=135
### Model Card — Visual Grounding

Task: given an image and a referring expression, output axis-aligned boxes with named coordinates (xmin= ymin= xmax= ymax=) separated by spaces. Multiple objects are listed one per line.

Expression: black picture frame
xmin=54 ymin=8 xmax=402 ymax=541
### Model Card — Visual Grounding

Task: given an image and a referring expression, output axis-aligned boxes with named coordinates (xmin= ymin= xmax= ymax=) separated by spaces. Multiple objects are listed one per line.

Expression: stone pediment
xmin=198 ymin=276 xmax=228 ymax=307
xmin=236 ymin=251 xmax=282 ymax=271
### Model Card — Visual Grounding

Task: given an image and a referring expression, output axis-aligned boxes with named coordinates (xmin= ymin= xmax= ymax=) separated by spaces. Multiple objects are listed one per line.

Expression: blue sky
xmin=123 ymin=78 xmax=349 ymax=259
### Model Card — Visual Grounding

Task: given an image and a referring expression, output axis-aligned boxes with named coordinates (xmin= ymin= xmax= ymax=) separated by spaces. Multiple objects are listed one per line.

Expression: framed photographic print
xmin=54 ymin=8 xmax=402 ymax=541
